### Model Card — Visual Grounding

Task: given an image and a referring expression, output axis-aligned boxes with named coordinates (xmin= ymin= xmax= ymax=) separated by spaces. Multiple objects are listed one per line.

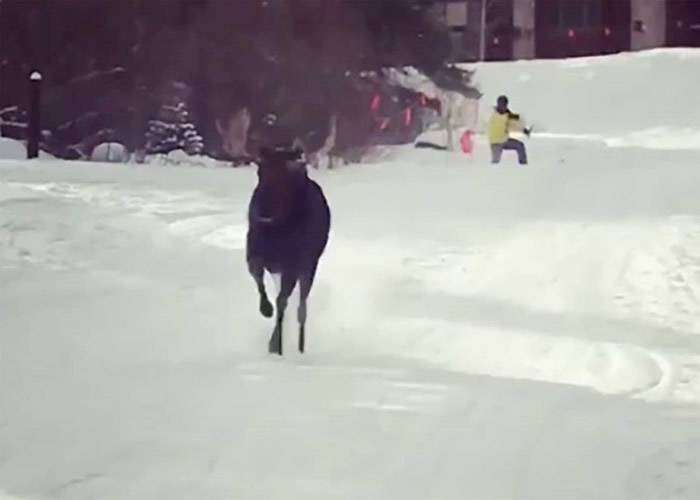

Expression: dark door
xmin=666 ymin=0 xmax=700 ymax=47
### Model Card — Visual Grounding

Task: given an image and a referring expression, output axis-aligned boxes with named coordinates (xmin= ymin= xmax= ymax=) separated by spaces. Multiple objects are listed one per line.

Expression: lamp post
xmin=479 ymin=0 xmax=487 ymax=61
xmin=27 ymin=71 xmax=42 ymax=159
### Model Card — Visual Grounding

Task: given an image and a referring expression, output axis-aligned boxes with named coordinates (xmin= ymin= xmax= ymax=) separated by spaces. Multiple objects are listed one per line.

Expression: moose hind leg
xmin=249 ymin=258 xmax=273 ymax=318
xmin=269 ymin=273 xmax=297 ymax=355
xmin=297 ymin=264 xmax=318 ymax=353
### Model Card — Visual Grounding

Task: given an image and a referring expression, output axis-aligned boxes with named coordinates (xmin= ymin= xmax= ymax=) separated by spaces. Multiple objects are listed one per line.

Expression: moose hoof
xmin=260 ymin=299 xmax=273 ymax=318
xmin=268 ymin=337 xmax=282 ymax=355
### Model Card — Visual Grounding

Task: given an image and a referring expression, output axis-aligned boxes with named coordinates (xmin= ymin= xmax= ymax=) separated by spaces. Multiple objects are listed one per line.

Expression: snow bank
xmin=143 ymin=149 xmax=234 ymax=168
xmin=467 ymin=48 xmax=700 ymax=145
xmin=0 ymin=138 xmax=26 ymax=160
xmin=0 ymin=137 xmax=55 ymax=160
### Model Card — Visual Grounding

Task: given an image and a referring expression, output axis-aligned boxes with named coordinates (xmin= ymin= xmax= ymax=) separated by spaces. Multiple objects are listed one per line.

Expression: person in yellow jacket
xmin=488 ymin=95 xmax=531 ymax=165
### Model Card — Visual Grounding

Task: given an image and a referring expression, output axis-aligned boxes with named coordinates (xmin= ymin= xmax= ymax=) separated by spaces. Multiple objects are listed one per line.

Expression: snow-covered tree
xmin=145 ymin=99 xmax=203 ymax=155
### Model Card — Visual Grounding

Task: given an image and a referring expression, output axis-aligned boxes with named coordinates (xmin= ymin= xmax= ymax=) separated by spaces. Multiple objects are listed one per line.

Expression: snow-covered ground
xmin=2 ymin=49 xmax=700 ymax=499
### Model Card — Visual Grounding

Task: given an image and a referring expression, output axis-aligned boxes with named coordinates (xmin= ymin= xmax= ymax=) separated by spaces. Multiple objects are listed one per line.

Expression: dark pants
xmin=491 ymin=138 xmax=527 ymax=165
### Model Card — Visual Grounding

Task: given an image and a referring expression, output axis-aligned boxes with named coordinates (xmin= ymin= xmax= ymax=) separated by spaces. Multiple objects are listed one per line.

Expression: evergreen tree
xmin=145 ymin=96 xmax=203 ymax=155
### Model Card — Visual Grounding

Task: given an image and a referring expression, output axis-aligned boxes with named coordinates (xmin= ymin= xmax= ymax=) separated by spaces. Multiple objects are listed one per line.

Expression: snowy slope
xmin=2 ymin=49 xmax=700 ymax=499
xmin=468 ymin=48 xmax=700 ymax=149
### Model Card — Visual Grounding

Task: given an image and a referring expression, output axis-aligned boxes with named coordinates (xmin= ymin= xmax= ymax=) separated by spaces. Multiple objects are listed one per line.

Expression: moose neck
xmin=255 ymin=177 xmax=306 ymax=228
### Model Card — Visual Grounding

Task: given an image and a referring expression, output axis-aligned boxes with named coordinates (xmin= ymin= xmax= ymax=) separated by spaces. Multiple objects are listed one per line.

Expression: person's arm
xmin=507 ymin=111 xmax=531 ymax=136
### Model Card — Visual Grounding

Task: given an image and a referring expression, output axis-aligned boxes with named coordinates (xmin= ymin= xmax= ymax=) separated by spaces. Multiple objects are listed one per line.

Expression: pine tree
xmin=145 ymin=98 xmax=203 ymax=155
xmin=179 ymin=106 xmax=204 ymax=155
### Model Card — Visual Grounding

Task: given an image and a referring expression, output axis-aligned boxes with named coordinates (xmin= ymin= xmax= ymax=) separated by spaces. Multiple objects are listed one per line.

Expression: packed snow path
xmin=2 ymin=133 xmax=700 ymax=499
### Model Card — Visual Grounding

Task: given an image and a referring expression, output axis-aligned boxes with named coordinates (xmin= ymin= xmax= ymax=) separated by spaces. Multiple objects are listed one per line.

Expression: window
xmin=446 ymin=1 xmax=468 ymax=27
xmin=555 ymin=0 xmax=602 ymax=28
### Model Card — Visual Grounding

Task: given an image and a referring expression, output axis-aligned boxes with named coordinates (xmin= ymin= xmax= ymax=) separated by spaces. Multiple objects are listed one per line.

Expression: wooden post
xmin=27 ymin=71 xmax=42 ymax=159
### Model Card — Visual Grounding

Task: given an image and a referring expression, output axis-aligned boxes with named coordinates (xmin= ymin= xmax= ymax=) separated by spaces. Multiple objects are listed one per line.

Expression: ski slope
xmin=470 ymin=48 xmax=700 ymax=149
xmin=2 ymin=49 xmax=700 ymax=499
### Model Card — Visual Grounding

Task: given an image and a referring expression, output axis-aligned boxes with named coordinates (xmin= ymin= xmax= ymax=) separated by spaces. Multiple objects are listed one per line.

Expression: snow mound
xmin=0 ymin=137 xmax=55 ymax=160
xmin=90 ymin=142 xmax=129 ymax=162
xmin=0 ymin=137 xmax=26 ymax=160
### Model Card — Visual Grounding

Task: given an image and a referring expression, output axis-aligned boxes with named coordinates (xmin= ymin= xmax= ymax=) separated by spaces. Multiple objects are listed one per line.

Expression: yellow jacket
xmin=488 ymin=110 xmax=525 ymax=144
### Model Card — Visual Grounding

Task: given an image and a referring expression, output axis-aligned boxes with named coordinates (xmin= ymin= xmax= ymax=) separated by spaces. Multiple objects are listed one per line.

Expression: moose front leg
xmin=269 ymin=273 xmax=297 ymax=355
xmin=248 ymin=258 xmax=273 ymax=318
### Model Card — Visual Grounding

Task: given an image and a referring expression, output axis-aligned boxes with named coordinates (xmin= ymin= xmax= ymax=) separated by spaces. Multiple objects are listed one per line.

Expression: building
xmin=434 ymin=0 xmax=700 ymax=61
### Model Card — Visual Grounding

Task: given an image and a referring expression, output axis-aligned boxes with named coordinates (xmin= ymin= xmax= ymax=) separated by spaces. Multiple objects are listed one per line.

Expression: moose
xmin=246 ymin=146 xmax=331 ymax=355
